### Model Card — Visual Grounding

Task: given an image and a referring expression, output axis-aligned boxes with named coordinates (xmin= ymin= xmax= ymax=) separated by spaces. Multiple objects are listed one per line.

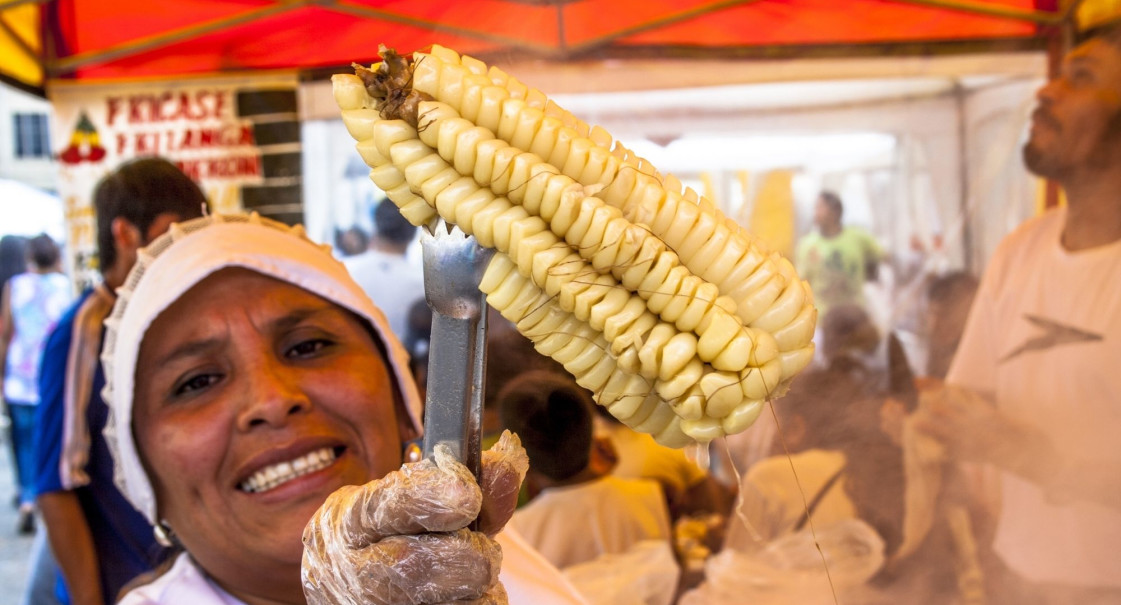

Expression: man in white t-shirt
xmin=916 ymin=24 xmax=1121 ymax=604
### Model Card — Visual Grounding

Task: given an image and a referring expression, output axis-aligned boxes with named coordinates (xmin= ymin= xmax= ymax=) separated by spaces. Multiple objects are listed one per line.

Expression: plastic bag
xmin=563 ymin=540 xmax=681 ymax=605
xmin=302 ymin=431 xmax=529 ymax=605
xmin=679 ymin=519 xmax=885 ymax=605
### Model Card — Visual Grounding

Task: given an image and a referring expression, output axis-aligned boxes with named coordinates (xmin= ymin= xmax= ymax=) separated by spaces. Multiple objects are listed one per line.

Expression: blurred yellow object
xmin=0 ymin=3 xmax=42 ymax=89
xmin=748 ymin=170 xmax=797 ymax=260
xmin=1078 ymin=0 xmax=1121 ymax=30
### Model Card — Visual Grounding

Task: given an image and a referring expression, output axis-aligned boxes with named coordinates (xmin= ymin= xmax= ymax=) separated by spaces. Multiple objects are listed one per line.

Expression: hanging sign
xmin=49 ymin=74 xmax=302 ymax=289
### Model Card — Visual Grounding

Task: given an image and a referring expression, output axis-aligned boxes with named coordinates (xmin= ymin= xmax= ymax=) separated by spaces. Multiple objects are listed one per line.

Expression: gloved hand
xmin=302 ymin=430 xmax=529 ymax=605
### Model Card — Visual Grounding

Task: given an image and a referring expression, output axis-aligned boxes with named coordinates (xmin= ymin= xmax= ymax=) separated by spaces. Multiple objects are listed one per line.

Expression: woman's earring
xmin=154 ymin=520 xmax=177 ymax=548
xmin=403 ymin=441 xmax=422 ymax=463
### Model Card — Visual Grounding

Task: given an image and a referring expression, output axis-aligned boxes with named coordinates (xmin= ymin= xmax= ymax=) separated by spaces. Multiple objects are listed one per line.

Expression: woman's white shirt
xmin=119 ymin=528 xmax=589 ymax=605
xmin=117 ymin=552 xmax=244 ymax=605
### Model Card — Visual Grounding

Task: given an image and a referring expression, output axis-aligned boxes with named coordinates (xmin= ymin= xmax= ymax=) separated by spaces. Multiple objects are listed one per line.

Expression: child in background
xmin=501 ymin=370 xmax=672 ymax=570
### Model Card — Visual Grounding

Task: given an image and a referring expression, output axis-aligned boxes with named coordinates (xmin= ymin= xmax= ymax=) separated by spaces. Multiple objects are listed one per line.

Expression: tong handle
xmin=419 ymin=227 xmax=493 ymax=480
xmin=421 ymin=309 xmax=487 ymax=477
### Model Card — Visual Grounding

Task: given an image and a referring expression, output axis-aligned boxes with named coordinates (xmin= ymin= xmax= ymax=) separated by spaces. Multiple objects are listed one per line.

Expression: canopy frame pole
xmin=48 ymin=0 xmax=308 ymax=76
xmin=1062 ymin=0 xmax=1088 ymax=21
xmin=886 ymin=0 xmax=1062 ymax=24
xmin=567 ymin=0 xmax=767 ymax=55
xmin=953 ymin=81 xmax=974 ymax=270
xmin=0 ymin=0 xmax=50 ymax=11
xmin=317 ymin=0 xmax=557 ymax=55
xmin=555 ymin=2 xmax=566 ymax=53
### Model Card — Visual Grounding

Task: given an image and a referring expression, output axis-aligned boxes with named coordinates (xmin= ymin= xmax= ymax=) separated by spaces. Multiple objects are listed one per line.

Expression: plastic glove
xmin=302 ymin=431 xmax=529 ymax=605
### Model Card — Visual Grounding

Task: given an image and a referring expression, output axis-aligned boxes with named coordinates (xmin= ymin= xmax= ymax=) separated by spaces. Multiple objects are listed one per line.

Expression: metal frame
xmin=887 ymin=0 xmax=1062 ymax=24
xmin=11 ymin=0 xmax=1101 ymax=81
xmin=49 ymin=1 xmax=308 ymax=75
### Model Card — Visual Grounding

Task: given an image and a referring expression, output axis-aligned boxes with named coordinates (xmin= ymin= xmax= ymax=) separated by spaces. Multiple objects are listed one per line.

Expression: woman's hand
xmin=302 ymin=431 xmax=528 ymax=605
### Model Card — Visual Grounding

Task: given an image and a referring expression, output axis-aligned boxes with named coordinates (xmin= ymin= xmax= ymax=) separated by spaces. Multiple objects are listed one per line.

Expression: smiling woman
xmin=97 ymin=213 xmax=583 ymax=605
xmin=130 ymin=266 xmax=408 ymax=600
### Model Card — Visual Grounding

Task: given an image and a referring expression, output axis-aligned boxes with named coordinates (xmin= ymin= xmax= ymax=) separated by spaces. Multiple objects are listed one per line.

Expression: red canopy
xmin=41 ymin=0 xmax=1064 ymax=84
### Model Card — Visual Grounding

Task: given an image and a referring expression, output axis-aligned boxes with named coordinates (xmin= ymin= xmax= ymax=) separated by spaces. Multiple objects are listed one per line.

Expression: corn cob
xmin=332 ymin=45 xmax=815 ymax=446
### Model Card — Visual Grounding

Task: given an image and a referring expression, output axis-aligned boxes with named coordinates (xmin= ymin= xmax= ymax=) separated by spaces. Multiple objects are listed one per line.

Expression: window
xmin=14 ymin=113 xmax=51 ymax=159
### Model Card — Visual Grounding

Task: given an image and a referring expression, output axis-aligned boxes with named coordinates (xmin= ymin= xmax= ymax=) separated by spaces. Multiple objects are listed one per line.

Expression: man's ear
xmin=589 ymin=436 xmax=618 ymax=474
xmin=111 ymin=216 xmax=141 ymax=252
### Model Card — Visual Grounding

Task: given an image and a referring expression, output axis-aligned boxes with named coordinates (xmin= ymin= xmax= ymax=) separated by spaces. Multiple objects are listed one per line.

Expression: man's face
xmin=813 ymin=198 xmax=838 ymax=230
xmin=1023 ymin=37 xmax=1121 ymax=181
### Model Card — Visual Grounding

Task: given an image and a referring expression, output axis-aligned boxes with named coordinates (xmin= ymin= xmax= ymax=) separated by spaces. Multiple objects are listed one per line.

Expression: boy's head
xmin=27 ymin=235 xmax=60 ymax=270
xmin=94 ymin=157 xmax=207 ymax=276
xmin=498 ymin=370 xmax=594 ymax=482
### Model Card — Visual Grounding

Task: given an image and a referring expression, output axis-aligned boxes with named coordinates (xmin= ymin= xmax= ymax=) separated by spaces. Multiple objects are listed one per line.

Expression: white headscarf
xmin=101 ymin=213 xmax=424 ymax=525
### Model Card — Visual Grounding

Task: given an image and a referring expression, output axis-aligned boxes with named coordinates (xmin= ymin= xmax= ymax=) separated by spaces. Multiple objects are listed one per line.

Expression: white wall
xmin=0 ymin=83 xmax=58 ymax=191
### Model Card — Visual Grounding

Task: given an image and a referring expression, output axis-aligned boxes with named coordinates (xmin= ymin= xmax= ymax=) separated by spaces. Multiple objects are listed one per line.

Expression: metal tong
xmin=419 ymin=221 xmax=495 ymax=478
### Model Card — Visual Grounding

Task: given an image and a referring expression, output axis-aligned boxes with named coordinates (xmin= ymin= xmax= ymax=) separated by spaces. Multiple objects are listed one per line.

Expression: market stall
xmin=1 ymin=0 xmax=1118 ymax=327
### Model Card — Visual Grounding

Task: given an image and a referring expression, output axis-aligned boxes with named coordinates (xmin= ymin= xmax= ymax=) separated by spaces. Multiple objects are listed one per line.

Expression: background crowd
xmin=1 ymin=21 xmax=1119 ymax=605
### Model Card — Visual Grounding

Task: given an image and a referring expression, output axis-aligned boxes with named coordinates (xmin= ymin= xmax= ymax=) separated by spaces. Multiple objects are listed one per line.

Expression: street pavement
xmin=0 ymin=428 xmax=33 ymax=601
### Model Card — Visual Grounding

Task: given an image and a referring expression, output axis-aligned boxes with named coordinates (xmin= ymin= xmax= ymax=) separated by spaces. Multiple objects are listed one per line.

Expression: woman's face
xmin=133 ymin=268 xmax=408 ymax=603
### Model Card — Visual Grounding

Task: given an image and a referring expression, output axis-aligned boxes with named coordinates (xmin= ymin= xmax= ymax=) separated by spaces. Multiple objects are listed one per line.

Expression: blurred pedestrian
xmin=1 ymin=234 xmax=28 ymax=503
xmin=795 ymin=191 xmax=884 ymax=319
xmin=344 ymin=199 xmax=425 ymax=338
xmin=1 ymin=235 xmax=71 ymax=534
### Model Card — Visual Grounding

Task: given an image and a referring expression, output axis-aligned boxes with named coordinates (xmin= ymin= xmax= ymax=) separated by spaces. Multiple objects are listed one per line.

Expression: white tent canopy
xmin=301 ymin=50 xmax=1046 ymax=275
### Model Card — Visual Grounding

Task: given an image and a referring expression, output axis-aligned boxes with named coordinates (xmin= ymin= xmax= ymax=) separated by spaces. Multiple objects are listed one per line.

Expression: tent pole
xmin=889 ymin=0 xmax=1061 ymax=24
xmin=555 ymin=3 xmax=566 ymax=54
xmin=954 ymin=81 xmax=974 ymax=271
xmin=50 ymin=2 xmax=306 ymax=75
xmin=320 ymin=1 xmax=556 ymax=56
xmin=567 ymin=0 xmax=767 ymax=55
xmin=0 ymin=0 xmax=50 ymax=10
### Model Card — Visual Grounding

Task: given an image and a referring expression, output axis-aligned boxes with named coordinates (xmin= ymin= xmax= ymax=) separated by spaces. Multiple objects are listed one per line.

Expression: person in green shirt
xmin=795 ymin=191 xmax=884 ymax=318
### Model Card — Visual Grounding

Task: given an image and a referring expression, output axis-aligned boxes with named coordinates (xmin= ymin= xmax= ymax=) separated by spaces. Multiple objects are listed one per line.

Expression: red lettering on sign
xmin=205 ymin=155 xmax=261 ymax=179
xmin=128 ymin=98 xmax=145 ymax=124
xmin=106 ymin=98 xmax=123 ymax=127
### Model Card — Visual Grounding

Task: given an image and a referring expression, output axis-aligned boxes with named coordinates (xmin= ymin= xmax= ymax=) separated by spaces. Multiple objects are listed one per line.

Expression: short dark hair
xmin=497 ymin=370 xmax=594 ymax=481
xmin=27 ymin=235 xmax=60 ymax=270
xmin=94 ymin=157 xmax=207 ymax=274
xmin=819 ymin=191 xmax=844 ymax=219
xmin=373 ymin=199 xmax=416 ymax=245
